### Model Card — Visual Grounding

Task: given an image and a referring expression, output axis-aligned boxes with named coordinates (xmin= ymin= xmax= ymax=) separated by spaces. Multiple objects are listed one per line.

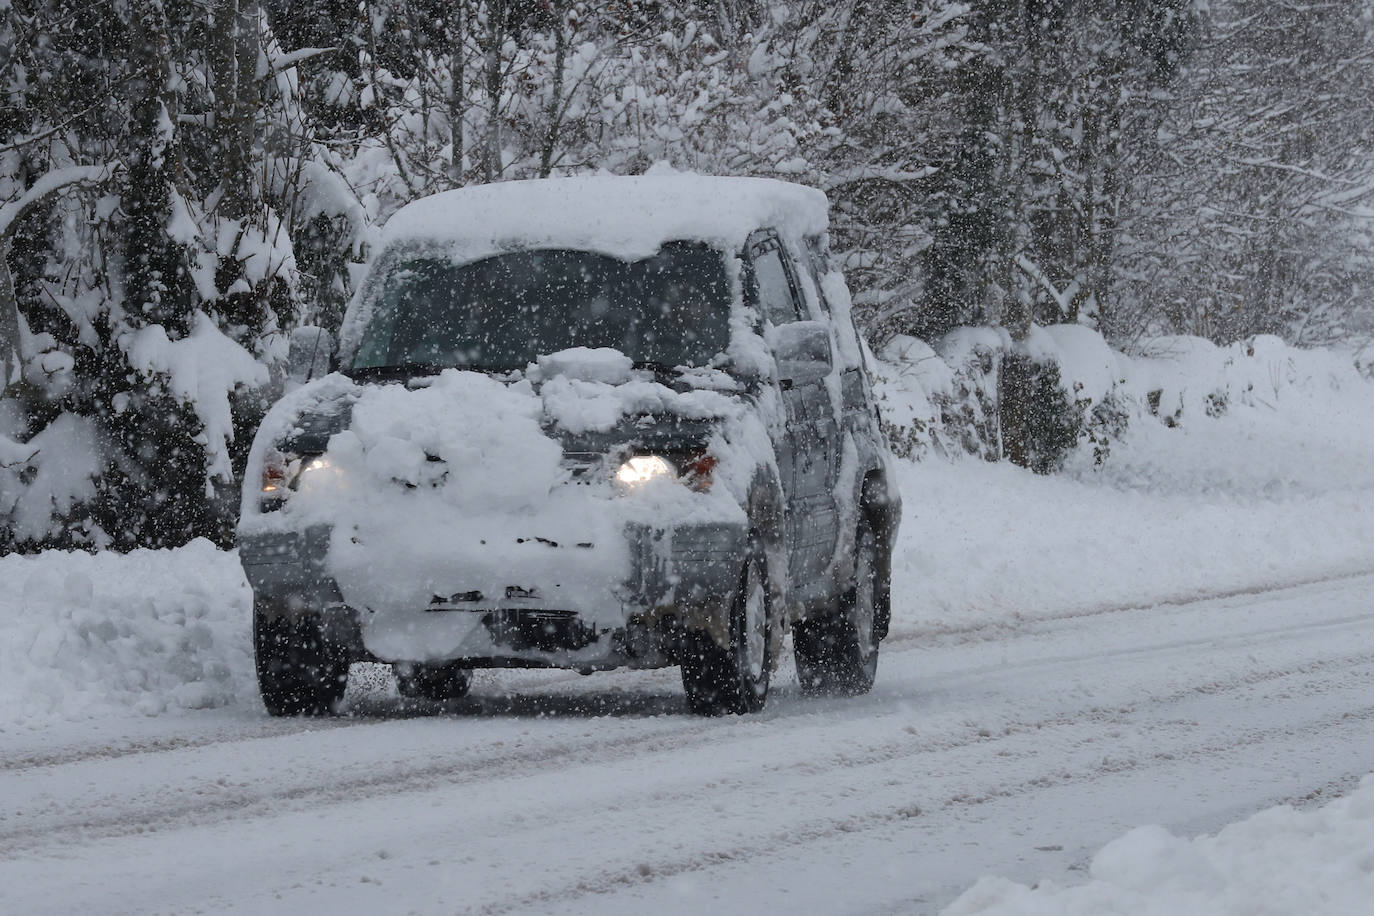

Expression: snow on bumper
xmin=239 ymin=514 xmax=747 ymax=668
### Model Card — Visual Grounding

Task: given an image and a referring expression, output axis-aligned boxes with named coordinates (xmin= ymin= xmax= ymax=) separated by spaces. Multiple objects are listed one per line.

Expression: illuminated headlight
xmin=615 ymin=455 xmax=677 ymax=488
xmin=261 ymin=450 xmax=331 ymax=504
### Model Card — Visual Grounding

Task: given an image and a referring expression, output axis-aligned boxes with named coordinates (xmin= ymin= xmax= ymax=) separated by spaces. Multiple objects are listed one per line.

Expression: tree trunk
xmin=448 ymin=2 xmax=466 ymax=185
xmin=0 ymin=244 xmax=18 ymax=392
xmin=538 ymin=0 xmax=568 ymax=178
xmin=483 ymin=0 xmax=506 ymax=182
xmin=211 ymin=0 xmax=258 ymax=222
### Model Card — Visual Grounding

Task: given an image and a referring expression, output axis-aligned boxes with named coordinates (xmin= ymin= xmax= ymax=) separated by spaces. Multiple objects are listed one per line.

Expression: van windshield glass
xmin=351 ymin=243 xmax=731 ymax=373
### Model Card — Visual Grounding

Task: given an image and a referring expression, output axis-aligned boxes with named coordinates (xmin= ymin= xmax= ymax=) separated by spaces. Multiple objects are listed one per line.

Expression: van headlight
xmin=614 ymin=451 xmax=716 ymax=492
xmin=260 ymin=449 xmax=331 ymax=508
xmin=615 ymin=455 xmax=677 ymax=488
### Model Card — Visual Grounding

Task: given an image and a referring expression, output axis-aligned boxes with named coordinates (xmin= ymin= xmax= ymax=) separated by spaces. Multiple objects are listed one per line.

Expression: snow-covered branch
xmin=0 ymin=163 xmax=119 ymax=243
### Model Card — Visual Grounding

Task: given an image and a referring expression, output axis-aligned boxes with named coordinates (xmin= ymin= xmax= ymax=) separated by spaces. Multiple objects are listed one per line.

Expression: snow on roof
xmin=377 ymin=174 xmax=830 ymax=260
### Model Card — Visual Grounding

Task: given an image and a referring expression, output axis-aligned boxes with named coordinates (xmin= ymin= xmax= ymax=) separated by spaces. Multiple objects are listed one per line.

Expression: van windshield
xmin=351 ymin=242 xmax=731 ymax=374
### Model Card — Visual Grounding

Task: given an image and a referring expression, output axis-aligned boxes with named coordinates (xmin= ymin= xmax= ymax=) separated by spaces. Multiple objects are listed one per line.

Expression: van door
xmin=746 ymin=231 xmax=839 ymax=603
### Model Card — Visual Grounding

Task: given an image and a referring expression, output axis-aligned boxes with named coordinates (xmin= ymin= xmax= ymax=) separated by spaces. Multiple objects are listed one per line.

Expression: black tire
xmin=680 ymin=536 xmax=773 ymax=716
xmin=794 ymin=517 xmax=883 ymax=697
xmin=254 ymin=603 xmax=349 ymax=717
xmin=395 ymin=662 xmax=472 ymax=701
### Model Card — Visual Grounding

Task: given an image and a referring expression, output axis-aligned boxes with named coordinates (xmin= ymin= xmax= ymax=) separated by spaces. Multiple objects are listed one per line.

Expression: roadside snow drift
xmin=944 ymin=775 xmax=1374 ymax=916
xmin=0 ymin=540 xmax=252 ymax=726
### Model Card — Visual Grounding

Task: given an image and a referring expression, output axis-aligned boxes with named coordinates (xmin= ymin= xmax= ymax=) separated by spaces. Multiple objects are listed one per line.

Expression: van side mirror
xmin=771 ymin=320 xmax=833 ymax=384
xmin=287 ymin=326 xmax=334 ymax=389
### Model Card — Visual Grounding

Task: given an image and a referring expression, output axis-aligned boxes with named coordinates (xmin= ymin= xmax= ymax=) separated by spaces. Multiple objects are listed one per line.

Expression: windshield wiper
xmin=344 ymin=362 xmax=524 ymax=382
xmin=631 ymin=360 xmax=686 ymax=382
xmin=343 ymin=363 xmax=445 ymax=382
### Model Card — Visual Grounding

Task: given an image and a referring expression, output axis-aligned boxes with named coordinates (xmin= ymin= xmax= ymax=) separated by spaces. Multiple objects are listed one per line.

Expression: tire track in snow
xmin=461 ymin=654 xmax=1374 ymax=914
xmin=887 ymin=566 xmax=1374 ymax=646
xmin=4 ymin=616 xmax=1371 ymax=861
xmin=7 ymin=566 xmax=1371 ymax=775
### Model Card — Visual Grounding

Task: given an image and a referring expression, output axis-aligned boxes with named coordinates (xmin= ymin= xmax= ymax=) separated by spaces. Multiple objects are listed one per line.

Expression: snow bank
xmin=944 ymin=775 xmax=1374 ymax=916
xmin=0 ymin=539 xmax=253 ymax=727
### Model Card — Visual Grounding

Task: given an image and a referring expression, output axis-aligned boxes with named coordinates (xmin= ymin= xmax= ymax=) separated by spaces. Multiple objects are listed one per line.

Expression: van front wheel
xmin=680 ymin=537 xmax=773 ymax=716
xmin=254 ymin=602 xmax=349 ymax=716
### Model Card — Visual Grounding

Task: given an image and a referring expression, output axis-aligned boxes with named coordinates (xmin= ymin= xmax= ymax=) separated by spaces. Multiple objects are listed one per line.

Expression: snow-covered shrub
xmin=878 ymin=327 xmax=1088 ymax=469
xmin=1083 ymin=391 xmax=1132 ymax=467
xmin=874 ymin=332 xmax=1002 ymax=461
xmin=1021 ymin=359 xmax=1084 ymax=475
xmin=0 ymin=410 xmax=106 ymax=551
xmin=862 ymin=323 xmax=1351 ymax=474
xmin=933 ymin=328 xmax=1010 ymax=462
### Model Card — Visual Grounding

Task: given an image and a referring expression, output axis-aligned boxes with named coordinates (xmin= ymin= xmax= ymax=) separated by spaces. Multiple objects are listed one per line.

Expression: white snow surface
xmin=0 ymin=539 xmax=251 ymax=725
xmin=945 ymin=776 xmax=1374 ymax=916
xmin=375 ymin=174 xmax=829 ymax=261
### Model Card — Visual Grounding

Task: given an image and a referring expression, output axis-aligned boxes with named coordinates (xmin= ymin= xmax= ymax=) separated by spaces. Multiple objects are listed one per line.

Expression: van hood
xmin=270 ymin=364 xmax=741 ymax=460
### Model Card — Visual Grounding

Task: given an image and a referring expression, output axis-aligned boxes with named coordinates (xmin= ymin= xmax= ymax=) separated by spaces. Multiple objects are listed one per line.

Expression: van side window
xmin=749 ymin=240 xmax=800 ymax=325
xmin=802 ymin=235 xmax=832 ymax=313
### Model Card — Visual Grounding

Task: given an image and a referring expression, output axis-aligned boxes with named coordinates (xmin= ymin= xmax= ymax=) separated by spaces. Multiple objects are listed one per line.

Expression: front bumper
xmin=238 ymin=519 xmax=747 ymax=669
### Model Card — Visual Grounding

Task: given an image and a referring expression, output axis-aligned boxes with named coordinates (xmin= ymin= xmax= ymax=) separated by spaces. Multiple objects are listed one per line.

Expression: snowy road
xmin=3 ymin=572 xmax=1373 ymax=915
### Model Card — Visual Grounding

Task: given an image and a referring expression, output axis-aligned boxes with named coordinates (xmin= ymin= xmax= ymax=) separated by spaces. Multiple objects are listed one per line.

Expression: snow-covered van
xmin=238 ymin=174 xmax=900 ymax=716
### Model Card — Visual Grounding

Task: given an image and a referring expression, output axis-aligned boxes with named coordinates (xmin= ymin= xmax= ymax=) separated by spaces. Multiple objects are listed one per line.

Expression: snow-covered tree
xmin=0 ymin=1 xmax=366 ymax=549
xmin=1119 ymin=0 xmax=1374 ymax=345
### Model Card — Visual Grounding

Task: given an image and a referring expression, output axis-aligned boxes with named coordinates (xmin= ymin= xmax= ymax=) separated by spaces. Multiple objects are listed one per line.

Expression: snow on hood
xmin=539 ymin=375 xmax=738 ymax=436
xmin=533 ymin=347 xmax=634 ymax=384
xmin=328 ymin=371 xmax=565 ymax=513
xmin=240 ymin=359 xmax=754 ymax=527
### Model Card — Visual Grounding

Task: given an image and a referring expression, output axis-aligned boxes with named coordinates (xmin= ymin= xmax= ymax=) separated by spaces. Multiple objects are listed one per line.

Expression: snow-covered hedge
xmin=880 ymin=327 xmax=1374 ymax=640
xmin=871 ymin=325 xmax=1369 ymax=470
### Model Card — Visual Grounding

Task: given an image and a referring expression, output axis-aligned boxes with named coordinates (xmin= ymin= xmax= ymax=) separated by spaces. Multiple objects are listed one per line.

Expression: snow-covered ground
xmin=947 ymin=775 xmax=1374 ymax=915
xmin=2 ymin=333 xmax=1373 ymax=912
